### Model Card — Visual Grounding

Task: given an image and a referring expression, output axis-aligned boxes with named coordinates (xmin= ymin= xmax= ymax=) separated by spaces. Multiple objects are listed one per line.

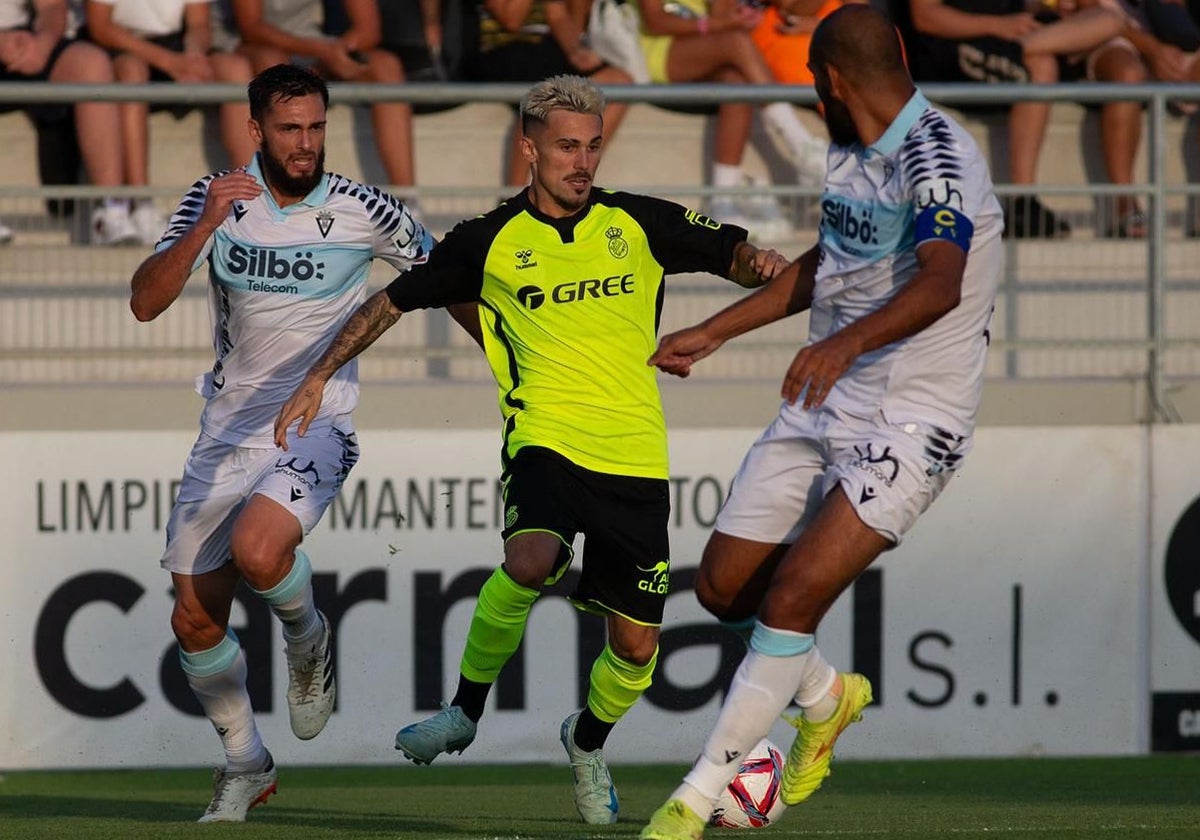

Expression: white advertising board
xmin=0 ymin=426 xmax=1147 ymax=769
xmin=1149 ymin=425 xmax=1200 ymax=751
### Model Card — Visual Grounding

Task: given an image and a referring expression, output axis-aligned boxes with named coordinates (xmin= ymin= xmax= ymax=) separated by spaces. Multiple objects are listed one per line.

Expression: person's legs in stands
xmin=112 ymin=52 xmax=152 ymax=188
xmin=209 ymin=52 xmax=257 ymax=166
xmin=237 ymin=44 xmax=290 ymax=74
xmin=363 ymin=49 xmax=415 ymax=189
xmin=1090 ymin=41 xmax=1147 ymax=237
xmin=49 ymin=41 xmax=125 ymax=189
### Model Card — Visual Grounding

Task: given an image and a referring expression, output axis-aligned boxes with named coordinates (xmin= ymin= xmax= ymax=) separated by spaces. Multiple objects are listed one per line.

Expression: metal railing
xmin=0 ymin=81 xmax=1198 ymax=421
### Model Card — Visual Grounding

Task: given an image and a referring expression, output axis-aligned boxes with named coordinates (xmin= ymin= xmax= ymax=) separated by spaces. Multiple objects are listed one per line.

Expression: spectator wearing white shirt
xmin=83 ymin=0 xmax=257 ymax=244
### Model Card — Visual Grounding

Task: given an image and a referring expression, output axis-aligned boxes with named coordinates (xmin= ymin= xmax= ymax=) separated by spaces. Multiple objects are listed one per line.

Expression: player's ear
xmin=248 ymin=118 xmax=263 ymax=146
xmin=519 ymin=129 xmax=536 ymax=165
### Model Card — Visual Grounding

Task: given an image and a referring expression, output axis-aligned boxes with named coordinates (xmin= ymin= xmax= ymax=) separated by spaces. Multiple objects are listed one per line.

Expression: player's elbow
xmin=130 ymin=296 xmax=160 ymax=322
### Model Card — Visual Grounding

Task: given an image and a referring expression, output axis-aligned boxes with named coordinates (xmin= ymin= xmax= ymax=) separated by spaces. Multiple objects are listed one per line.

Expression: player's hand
xmin=648 ymin=325 xmax=724 ymax=378
xmin=200 ymin=171 xmax=263 ymax=230
xmin=1148 ymin=43 xmax=1189 ymax=82
xmin=7 ymin=33 xmax=52 ymax=74
xmin=0 ymin=31 xmax=37 ymax=73
xmin=754 ymin=248 xmax=792 ymax=283
xmin=274 ymin=376 xmax=326 ymax=450
xmin=781 ymin=331 xmax=861 ymax=409
xmin=994 ymin=13 xmax=1040 ymax=41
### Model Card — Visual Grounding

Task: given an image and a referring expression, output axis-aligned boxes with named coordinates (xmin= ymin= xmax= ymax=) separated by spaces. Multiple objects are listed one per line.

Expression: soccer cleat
xmin=560 ymin=711 xmax=619 ymax=824
xmin=395 ymin=701 xmax=477 ymax=765
xmin=640 ymin=798 xmax=706 ymax=840
xmin=285 ymin=611 xmax=335 ymax=740
xmin=780 ymin=672 xmax=872 ymax=806
xmin=197 ymin=753 xmax=277 ymax=822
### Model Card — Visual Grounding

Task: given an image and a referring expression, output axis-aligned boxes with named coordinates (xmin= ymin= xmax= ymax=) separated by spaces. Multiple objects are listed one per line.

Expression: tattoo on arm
xmin=310 ymin=292 xmax=402 ymax=380
xmin=729 ymin=242 xmax=766 ymax=289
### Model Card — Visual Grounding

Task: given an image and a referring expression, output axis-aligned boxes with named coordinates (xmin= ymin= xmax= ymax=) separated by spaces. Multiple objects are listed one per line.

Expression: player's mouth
xmin=566 ymin=173 xmax=591 ymax=190
xmin=290 ymin=156 xmax=317 ymax=171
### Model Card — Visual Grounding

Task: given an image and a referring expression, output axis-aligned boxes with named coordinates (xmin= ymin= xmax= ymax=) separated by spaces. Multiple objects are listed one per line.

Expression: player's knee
xmin=607 ymin=635 xmax=658 ymax=668
xmin=170 ymin=600 xmax=225 ymax=650
xmin=694 ymin=567 xmax=741 ymax=620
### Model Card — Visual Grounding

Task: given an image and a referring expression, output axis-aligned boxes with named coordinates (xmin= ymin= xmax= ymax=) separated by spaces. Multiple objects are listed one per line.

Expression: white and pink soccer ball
xmin=709 ymin=738 xmax=788 ymax=829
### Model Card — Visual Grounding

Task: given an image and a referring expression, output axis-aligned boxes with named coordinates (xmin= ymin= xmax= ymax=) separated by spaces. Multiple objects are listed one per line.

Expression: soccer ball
xmin=709 ymin=738 xmax=788 ymax=829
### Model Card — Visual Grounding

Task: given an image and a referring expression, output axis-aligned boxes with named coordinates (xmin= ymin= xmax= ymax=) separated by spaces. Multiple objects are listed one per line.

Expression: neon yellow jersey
xmin=387 ymin=189 xmax=747 ymax=479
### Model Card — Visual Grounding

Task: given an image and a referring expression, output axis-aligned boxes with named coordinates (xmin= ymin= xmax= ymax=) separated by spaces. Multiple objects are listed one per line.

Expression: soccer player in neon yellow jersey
xmin=641 ymin=6 xmax=1003 ymax=839
xmin=274 ymin=74 xmax=783 ymax=825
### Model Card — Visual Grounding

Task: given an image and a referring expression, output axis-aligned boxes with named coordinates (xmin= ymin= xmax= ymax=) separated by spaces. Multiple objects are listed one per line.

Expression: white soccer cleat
xmin=90 ymin=204 xmax=139 ymax=246
xmin=285 ymin=611 xmax=336 ymax=740
xmin=560 ymin=711 xmax=619 ymax=825
xmin=197 ymin=753 xmax=277 ymax=822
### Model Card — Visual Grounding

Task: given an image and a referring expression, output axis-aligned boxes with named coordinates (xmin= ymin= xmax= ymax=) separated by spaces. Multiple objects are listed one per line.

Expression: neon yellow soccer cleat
xmin=781 ymin=672 xmax=873 ymax=806
xmin=640 ymin=798 xmax=707 ymax=840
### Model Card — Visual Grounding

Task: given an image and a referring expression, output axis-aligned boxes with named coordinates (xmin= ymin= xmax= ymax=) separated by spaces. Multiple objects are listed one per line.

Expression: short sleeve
xmin=902 ymin=114 xmax=980 ymax=253
xmin=385 ymin=216 xmax=489 ymax=311
xmin=359 ymin=186 xmax=436 ymax=271
xmin=156 ymin=174 xmax=218 ymax=270
xmin=604 ymin=191 xmax=747 ymax=277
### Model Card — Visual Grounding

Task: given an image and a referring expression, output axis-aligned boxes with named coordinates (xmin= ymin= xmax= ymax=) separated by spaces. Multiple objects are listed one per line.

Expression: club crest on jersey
xmin=316 ymin=208 xmax=335 ymax=239
xmin=605 ymin=226 xmax=629 ymax=258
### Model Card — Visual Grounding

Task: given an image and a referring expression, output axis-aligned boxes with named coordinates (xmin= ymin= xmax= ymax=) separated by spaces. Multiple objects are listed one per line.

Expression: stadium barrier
xmin=0 ymin=82 xmax=1198 ymax=422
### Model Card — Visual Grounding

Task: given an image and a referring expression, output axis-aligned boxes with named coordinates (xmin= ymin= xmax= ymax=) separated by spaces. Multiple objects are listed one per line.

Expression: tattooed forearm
xmin=309 ymin=290 xmax=402 ymax=380
xmin=729 ymin=242 xmax=768 ymax=289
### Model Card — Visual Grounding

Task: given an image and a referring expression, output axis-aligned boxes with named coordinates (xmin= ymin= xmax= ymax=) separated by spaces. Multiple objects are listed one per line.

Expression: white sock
xmin=712 ymin=162 xmax=744 ymax=188
xmin=795 ymin=646 xmax=838 ymax=721
xmin=681 ymin=625 xmax=814 ymax=812
xmin=180 ymin=635 xmax=269 ymax=773
xmin=254 ymin=550 xmax=322 ymax=654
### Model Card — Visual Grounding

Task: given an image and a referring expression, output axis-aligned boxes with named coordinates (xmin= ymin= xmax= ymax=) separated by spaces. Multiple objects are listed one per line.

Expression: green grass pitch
xmin=2 ymin=757 xmax=1199 ymax=839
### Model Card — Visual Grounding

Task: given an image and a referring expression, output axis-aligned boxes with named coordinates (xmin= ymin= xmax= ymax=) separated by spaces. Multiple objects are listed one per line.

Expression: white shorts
xmin=160 ymin=425 xmax=360 ymax=575
xmin=714 ymin=404 xmax=970 ymax=546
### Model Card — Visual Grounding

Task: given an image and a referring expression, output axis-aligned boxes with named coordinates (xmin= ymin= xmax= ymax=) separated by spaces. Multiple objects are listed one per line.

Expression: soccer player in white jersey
xmin=129 ymin=64 xmax=462 ymax=823
xmin=640 ymin=7 xmax=1003 ymax=839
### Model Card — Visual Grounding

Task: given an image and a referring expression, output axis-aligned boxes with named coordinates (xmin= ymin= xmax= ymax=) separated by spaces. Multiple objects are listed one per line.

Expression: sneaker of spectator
xmin=83 ymin=0 xmax=257 ymax=244
xmin=472 ymin=0 xmax=633 ymax=186
xmin=0 ymin=0 xmax=143 ymax=245
xmin=0 ymin=217 xmax=13 ymax=244
xmin=897 ymin=0 xmax=1125 ymax=239
xmin=91 ymin=201 xmax=140 ymax=245
xmin=229 ymin=0 xmax=419 ymax=192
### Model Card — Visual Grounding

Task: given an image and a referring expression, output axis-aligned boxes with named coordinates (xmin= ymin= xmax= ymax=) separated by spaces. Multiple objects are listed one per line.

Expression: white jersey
xmin=158 ymin=153 xmax=433 ymax=447
xmin=812 ymin=90 xmax=1003 ymax=438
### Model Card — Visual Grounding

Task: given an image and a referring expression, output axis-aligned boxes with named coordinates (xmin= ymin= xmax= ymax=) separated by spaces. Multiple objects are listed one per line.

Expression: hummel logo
xmin=232 ymin=202 xmax=247 ymax=222
xmin=724 ymin=749 xmax=741 ymax=764
xmin=290 ymin=487 xmax=305 ymax=502
xmin=860 ymin=486 xmax=877 ymax=504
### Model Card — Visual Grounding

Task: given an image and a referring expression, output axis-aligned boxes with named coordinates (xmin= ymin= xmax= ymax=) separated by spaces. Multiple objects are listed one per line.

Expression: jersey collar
xmin=245 ymin=151 xmax=330 ymax=213
xmin=866 ymin=89 xmax=928 ymax=159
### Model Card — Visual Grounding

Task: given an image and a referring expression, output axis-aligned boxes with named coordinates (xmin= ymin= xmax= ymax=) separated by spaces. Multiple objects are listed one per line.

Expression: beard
xmin=260 ymin=138 xmax=325 ymax=198
xmin=823 ymin=98 xmax=859 ymax=147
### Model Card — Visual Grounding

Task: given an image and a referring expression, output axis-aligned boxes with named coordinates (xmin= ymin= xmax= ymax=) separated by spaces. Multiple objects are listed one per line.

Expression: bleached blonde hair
xmin=520 ymin=75 xmax=606 ymax=133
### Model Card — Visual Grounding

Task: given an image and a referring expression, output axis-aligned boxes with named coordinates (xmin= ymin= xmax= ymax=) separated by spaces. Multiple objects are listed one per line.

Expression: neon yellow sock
xmin=586 ymin=643 xmax=658 ymax=723
xmin=460 ymin=567 xmax=540 ymax=684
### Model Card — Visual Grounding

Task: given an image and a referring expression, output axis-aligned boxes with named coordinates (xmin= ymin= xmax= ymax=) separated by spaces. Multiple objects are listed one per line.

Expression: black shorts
xmin=476 ymin=38 xmax=607 ymax=84
xmin=910 ymin=35 xmax=1088 ymax=85
xmin=0 ymin=33 xmax=75 ymax=122
xmin=500 ymin=446 xmax=671 ymax=626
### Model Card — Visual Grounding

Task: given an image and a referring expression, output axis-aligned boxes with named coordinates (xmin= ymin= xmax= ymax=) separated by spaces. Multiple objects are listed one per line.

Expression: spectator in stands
xmin=634 ymin=0 xmax=829 ymax=239
xmin=898 ymin=0 xmax=1123 ymax=238
xmin=228 ymin=0 xmax=419 ymax=203
xmin=751 ymin=0 xmax=863 ymax=87
xmin=0 ymin=0 xmax=142 ymax=245
xmin=474 ymin=0 xmax=633 ymax=186
xmin=1089 ymin=0 xmax=1200 ymax=234
xmin=83 ymin=0 xmax=256 ymax=245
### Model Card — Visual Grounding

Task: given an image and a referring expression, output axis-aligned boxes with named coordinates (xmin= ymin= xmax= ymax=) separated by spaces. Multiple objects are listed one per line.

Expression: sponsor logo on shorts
xmin=851 ymin=443 xmax=899 ymax=486
xmin=637 ymin=559 xmax=671 ymax=594
xmin=275 ymin=457 xmax=322 ymax=491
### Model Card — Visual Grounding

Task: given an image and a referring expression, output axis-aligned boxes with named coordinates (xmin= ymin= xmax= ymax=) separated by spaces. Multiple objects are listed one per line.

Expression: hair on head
xmin=520 ymin=74 xmax=606 ymax=133
xmin=810 ymin=5 xmax=907 ymax=85
xmin=248 ymin=64 xmax=330 ymax=122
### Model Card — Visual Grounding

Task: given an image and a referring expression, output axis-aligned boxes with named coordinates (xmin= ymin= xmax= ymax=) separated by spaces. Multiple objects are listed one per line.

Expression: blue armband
xmin=915 ymin=205 xmax=974 ymax=252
